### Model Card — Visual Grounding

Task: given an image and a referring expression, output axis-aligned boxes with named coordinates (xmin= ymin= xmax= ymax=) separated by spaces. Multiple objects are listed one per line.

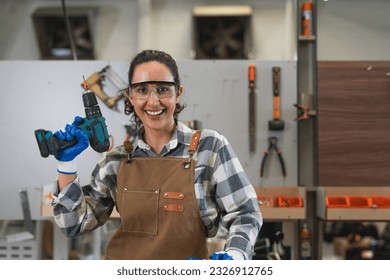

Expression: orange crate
xmin=257 ymin=196 xmax=274 ymax=208
xmin=348 ymin=196 xmax=371 ymax=208
xmin=326 ymin=196 xmax=350 ymax=208
xmin=370 ymin=196 xmax=390 ymax=208
xmin=276 ymin=196 xmax=303 ymax=207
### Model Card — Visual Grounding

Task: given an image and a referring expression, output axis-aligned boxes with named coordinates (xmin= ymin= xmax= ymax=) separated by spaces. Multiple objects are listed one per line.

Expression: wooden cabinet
xmin=318 ymin=61 xmax=390 ymax=186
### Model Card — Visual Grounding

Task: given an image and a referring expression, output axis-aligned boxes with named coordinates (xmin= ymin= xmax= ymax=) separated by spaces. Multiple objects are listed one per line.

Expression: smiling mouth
xmin=145 ymin=109 xmax=164 ymax=116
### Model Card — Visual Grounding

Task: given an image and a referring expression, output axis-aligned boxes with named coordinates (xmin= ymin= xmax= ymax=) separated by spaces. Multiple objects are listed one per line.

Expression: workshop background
xmin=0 ymin=0 xmax=389 ymax=260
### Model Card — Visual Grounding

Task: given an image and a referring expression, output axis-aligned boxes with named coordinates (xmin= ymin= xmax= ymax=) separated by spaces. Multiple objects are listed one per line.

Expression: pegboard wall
xmin=0 ymin=60 xmax=297 ymax=220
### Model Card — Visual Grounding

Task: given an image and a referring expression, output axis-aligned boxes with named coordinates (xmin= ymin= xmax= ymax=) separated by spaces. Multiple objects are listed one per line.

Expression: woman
xmin=52 ymin=49 xmax=262 ymax=260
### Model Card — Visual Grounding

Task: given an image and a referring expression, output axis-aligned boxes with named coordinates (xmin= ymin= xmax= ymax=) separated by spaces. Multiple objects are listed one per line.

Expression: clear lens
xmin=130 ymin=82 xmax=176 ymax=100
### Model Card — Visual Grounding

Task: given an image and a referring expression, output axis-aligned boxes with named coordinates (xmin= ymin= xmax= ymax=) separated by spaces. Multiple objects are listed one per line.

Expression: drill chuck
xmin=82 ymin=89 xmax=98 ymax=108
xmin=83 ymin=89 xmax=103 ymax=119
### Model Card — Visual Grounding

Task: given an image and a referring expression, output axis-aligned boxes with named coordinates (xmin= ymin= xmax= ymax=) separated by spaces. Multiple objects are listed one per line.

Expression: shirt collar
xmin=134 ymin=121 xmax=193 ymax=154
xmin=178 ymin=121 xmax=194 ymax=146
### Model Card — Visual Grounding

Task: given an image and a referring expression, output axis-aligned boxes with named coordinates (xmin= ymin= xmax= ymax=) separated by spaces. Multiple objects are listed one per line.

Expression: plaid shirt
xmin=52 ymin=121 xmax=262 ymax=259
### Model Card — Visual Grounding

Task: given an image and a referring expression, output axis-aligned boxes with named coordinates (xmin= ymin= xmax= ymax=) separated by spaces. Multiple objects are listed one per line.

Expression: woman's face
xmin=129 ymin=61 xmax=182 ymax=134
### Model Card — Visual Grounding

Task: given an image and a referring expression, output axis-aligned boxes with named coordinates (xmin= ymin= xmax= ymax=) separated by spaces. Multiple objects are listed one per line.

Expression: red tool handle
xmin=248 ymin=64 xmax=256 ymax=89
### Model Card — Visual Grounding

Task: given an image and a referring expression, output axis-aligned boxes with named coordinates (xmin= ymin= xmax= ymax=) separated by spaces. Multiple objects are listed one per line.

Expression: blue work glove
xmin=54 ymin=116 xmax=89 ymax=174
xmin=211 ymin=251 xmax=233 ymax=260
xmin=211 ymin=250 xmax=245 ymax=260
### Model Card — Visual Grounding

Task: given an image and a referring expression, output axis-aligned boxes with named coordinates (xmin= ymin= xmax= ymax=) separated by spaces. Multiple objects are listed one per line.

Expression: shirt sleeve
xmin=211 ymin=134 xmax=263 ymax=260
xmin=51 ymin=148 xmax=123 ymax=237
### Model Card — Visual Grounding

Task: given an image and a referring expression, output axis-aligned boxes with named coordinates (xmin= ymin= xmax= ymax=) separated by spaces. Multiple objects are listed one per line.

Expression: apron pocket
xmin=121 ymin=188 xmax=159 ymax=235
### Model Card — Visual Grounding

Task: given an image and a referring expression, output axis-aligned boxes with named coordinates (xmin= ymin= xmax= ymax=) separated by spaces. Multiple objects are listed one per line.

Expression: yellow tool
xmin=82 ymin=66 xmax=126 ymax=112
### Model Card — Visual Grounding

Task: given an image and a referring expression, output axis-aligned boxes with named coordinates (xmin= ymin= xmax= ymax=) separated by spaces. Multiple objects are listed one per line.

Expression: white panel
xmin=0 ymin=60 xmax=297 ymax=220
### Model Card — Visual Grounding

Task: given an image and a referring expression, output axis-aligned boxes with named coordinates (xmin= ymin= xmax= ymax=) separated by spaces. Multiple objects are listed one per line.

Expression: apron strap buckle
xmin=183 ymin=130 xmax=202 ymax=169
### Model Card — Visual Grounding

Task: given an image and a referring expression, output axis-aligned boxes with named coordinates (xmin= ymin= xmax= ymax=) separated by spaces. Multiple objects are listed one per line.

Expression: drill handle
xmin=77 ymin=117 xmax=110 ymax=153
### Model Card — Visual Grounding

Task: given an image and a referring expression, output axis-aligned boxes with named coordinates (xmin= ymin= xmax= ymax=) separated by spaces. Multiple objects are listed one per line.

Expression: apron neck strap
xmin=189 ymin=130 xmax=202 ymax=154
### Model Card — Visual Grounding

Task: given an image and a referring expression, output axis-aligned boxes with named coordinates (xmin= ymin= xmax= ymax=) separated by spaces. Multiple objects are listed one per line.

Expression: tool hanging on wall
xmin=82 ymin=65 xmax=126 ymax=112
xmin=269 ymin=66 xmax=284 ymax=131
xmin=248 ymin=63 xmax=256 ymax=153
xmin=260 ymin=136 xmax=286 ymax=177
xmin=293 ymin=92 xmax=316 ymax=121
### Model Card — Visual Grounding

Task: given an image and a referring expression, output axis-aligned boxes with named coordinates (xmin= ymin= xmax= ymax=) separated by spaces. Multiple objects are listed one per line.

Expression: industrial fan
xmin=192 ymin=6 xmax=253 ymax=59
xmin=46 ymin=16 xmax=93 ymax=59
xmin=32 ymin=7 xmax=95 ymax=60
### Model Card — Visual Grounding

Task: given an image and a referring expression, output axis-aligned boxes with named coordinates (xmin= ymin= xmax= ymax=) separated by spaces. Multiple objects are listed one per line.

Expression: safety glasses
xmin=128 ymin=81 xmax=176 ymax=100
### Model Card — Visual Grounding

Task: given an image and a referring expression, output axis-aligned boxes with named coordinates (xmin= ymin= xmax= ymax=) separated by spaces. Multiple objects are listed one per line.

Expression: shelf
xmin=317 ymin=186 xmax=390 ymax=221
xmin=254 ymin=186 xmax=306 ymax=220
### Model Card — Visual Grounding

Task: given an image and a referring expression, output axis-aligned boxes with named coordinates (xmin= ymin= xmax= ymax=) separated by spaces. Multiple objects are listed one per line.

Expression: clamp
xmin=293 ymin=103 xmax=316 ymax=121
xmin=260 ymin=137 xmax=286 ymax=177
xmin=293 ymin=93 xmax=316 ymax=121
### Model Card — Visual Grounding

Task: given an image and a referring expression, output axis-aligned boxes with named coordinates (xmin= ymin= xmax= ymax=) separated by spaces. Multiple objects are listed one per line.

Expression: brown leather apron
xmin=105 ymin=131 xmax=209 ymax=260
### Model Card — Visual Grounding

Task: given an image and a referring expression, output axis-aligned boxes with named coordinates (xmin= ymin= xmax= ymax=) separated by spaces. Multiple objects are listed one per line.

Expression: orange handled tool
xmin=248 ymin=64 xmax=256 ymax=153
xmin=249 ymin=64 xmax=256 ymax=88
xmin=268 ymin=67 xmax=284 ymax=131
xmin=302 ymin=2 xmax=313 ymax=36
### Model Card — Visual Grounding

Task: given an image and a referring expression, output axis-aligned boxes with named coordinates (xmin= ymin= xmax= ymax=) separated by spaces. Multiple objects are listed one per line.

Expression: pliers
xmin=260 ymin=137 xmax=286 ymax=177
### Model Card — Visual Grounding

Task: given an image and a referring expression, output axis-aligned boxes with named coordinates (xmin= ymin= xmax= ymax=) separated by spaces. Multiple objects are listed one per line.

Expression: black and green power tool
xmin=34 ymin=80 xmax=110 ymax=158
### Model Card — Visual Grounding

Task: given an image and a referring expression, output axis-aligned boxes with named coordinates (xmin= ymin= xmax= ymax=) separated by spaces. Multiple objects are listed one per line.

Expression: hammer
xmin=268 ymin=67 xmax=284 ymax=131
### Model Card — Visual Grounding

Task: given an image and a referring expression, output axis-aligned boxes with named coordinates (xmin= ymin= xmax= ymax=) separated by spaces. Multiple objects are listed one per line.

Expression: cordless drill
xmin=34 ymin=79 xmax=110 ymax=158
